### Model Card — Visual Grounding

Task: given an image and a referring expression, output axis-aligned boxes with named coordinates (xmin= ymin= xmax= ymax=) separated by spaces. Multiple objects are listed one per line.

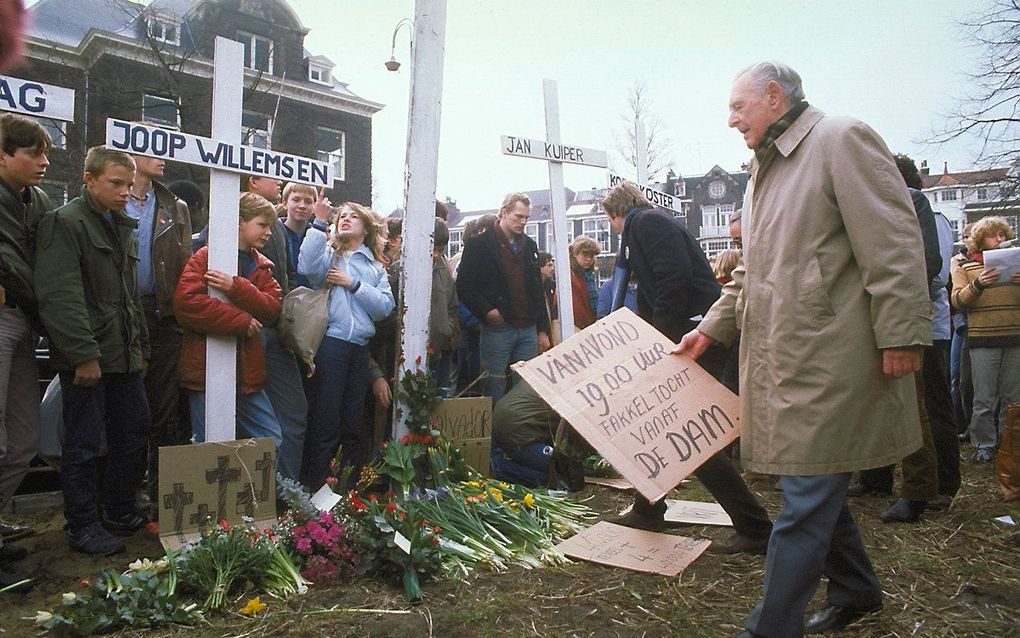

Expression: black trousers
xmin=142 ymin=302 xmax=187 ymax=500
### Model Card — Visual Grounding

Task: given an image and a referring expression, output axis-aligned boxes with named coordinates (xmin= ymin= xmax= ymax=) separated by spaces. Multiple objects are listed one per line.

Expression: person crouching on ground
xmin=298 ymin=202 xmax=394 ymax=489
xmin=173 ymin=192 xmax=283 ymax=450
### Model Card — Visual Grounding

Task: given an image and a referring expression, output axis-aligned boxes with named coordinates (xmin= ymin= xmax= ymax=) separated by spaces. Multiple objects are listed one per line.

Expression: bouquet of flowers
xmin=285 ymin=509 xmax=361 ymax=585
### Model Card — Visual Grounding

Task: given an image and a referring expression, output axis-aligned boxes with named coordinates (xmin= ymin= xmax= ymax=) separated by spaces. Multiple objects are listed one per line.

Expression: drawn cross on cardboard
xmin=255 ymin=451 xmax=273 ymax=502
xmin=162 ymin=482 xmax=194 ymax=541
xmin=206 ymin=455 xmax=241 ymax=521
xmin=189 ymin=503 xmax=213 ymax=533
xmin=236 ymin=483 xmax=256 ymax=518
xmin=499 ymin=80 xmax=608 ymax=343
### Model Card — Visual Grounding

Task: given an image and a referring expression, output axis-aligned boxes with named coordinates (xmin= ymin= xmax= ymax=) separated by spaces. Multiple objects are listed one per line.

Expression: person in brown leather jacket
xmin=125 ymin=153 xmax=191 ymax=506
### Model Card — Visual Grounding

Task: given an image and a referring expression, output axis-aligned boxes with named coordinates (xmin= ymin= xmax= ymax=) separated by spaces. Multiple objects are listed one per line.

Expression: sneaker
xmin=100 ymin=508 xmax=149 ymax=536
xmin=69 ymin=522 xmax=126 ymax=556
xmin=973 ymin=448 xmax=995 ymax=463
xmin=707 ymin=532 xmax=769 ymax=555
xmin=0 ymin=561 xmax=33 ymax=593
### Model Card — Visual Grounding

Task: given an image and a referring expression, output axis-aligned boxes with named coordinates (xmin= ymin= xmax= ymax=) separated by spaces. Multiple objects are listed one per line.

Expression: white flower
xmin=61 ymin=592 xmax=76 ymax=603
xmin=127 ymin=558 xmax=152 ymax=572
xmin=31 ymin=611 xmax=53 ymax=624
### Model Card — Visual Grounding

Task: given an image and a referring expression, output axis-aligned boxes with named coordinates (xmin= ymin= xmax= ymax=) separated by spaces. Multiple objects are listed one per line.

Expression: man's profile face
xmin=499 ymin=201 xmax=530 ymax=237
xmin=728 ymin=73 xmax=777 ymax=150
xmin=607 ymin=213 xmax=625 ymax=235
xmin=729 ymin=219 xmax=742 ymax=250
xmin=132 ymin=155 xmax=164 ymax=180
xmin=249 ymin=177 xmax=282 ymax=204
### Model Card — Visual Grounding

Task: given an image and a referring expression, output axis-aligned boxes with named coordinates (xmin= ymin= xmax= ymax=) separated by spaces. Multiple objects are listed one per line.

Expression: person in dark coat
xmin=603 ymin=180 xmax=773 ymax=555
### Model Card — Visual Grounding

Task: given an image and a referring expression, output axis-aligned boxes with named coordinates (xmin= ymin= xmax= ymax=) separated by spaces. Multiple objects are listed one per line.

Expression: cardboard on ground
xmin=432 ymin=396 xmax=492 ymax=476
xmin=556 ymin=521 xmax=711 ymax=577
xmin=584 ymin=476 xmax=635 ymax=490
xmin=513 ymin=308 xmax=741 ymax=503
xmin=158 ymin=438 xmax=276 ymax=550
xmin=620 ymin=499 xmax=733 ymax=527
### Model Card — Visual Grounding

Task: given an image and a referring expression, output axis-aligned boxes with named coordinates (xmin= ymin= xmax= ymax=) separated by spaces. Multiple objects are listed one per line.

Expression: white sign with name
xmin=0 ymin=75 xmax=75 ymax=121
xmin=501 ymin=134 xmax=608 ymax=168
xmin=105 ymin=119 xmax=333 ymax=187
xmin=608 ymin=173 xmax=681 ymax=215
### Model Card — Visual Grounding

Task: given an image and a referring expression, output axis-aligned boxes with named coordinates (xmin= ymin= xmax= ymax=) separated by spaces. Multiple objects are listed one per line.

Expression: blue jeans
xmin=745 ymin=474 xmax=881 ymax=638
xmin=490 ymin=443 xmax=551 ymax=487
xmin=59 ymin=371 xmax=151 ymax=530
xmin=950 ymin=324 xmax=972 ymax=433
xmin=479 ymin=322 xmax=538 ymax=401
xmin=301 ymin=336 xmax=370 ymax=489
xmin=188 ymin=389 xmax=283 ymax=450
xmin=262 ymin=327 xmax=308 ymax=482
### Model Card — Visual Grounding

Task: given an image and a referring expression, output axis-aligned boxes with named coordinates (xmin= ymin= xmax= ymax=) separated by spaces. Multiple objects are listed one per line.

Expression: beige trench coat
xmin=699 ymin=106 xmax=930 ymax=475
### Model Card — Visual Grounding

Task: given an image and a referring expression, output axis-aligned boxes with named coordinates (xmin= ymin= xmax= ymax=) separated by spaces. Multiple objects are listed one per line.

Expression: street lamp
xmin=385 ymin=17 xmax=413 ymax=72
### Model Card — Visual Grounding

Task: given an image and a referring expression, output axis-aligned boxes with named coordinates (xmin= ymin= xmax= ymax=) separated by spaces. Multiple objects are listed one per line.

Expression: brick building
xmin=12 ymin=0 xmax=382 ymax=205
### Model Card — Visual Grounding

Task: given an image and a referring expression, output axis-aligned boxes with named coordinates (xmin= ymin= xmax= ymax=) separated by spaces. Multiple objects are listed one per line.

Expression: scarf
xmin=753 ymin=100 xmax=809 ymax=181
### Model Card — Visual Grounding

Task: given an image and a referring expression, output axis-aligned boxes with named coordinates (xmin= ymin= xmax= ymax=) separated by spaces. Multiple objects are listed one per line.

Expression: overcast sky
xmin=290 ymin=0 xmax=988 ymax=214
xmin=29 ymin=0 xmax=989 ymax=213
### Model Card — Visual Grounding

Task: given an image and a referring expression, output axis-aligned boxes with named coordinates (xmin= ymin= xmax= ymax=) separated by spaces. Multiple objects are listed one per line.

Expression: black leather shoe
xmin=879 ymin=498 xmax=925 ymax=523
xmin=804 ymin=603 xmax=881 ymax=634
xmin=608 ymin=509 xmax=667 ymax=532
xmin=708 ymin=532 xmax=769 ymax=555
xmin=0 ymin=543 xmax=28 ymax=562
xmin=846 ymin=482 xmax=891 ymax=498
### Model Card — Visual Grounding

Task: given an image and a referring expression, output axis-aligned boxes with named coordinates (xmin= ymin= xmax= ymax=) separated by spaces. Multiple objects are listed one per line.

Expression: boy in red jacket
xmin=173 ymin=192 xmax=283 ymax=447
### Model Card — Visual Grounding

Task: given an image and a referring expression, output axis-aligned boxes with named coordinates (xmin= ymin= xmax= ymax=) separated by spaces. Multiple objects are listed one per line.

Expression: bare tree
xmin=934 ymin=0 xmax=1020 ymax=194
xmin=611 ymin=82 xmax=673 ymax=182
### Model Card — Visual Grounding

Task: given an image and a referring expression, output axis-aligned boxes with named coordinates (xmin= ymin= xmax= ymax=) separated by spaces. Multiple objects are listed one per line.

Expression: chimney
xmin=943 ymin=161 xmax=949 ymax=174
xmin=920 ymin=160 xmax=929 ymax=176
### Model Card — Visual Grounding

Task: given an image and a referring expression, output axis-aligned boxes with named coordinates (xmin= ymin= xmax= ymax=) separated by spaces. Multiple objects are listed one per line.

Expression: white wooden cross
xmin=607 ymin=121 xmax=683 ymax=216
xmin=394 ymin=0 xmax=448 ymax=438
xmin=500 ymin=79 xmax=608 ymax=342
xmin=105 ymin=37 xmax=332 ymax=442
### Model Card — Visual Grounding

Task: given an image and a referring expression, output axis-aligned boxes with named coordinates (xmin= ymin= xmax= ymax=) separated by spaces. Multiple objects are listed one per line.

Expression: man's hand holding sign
xmin=512 ymin=307 xmax=741 ymax=503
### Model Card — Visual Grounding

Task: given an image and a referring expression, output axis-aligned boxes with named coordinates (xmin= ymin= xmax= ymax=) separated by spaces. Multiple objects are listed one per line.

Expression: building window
xmin=237 ymin=31 xmax=273 ymax=74
xmin=944 ymin=190 xmax=958 ymax=201
xmin=977 ymin=188 xmax=988 ymax=200
xmin=142 ymin=93 xmax=179 ymax=129
xmin=719 ymin=203 xmax=734 ymax=226
xmin=709 ymin=181 xmax=725 ymax=198
xmin=582 ymin=217 xmax=611 ymax=253
xmin=930 ymin=191 xmax=938 ymax=202
xmin=146 ymin=13 xmax=181 ymax=45
xmin=700 ymin=239 xmax=730 ymax=258
xmin=447 ymin=229 xmax=462 ymax=258
xmin=309 ymin=64 xmax=332 ymax=85
xmin=242 ymin=111 xmax=270 ymax=149
xmin=525 ymin=223 xmax=540 ymax=246
xmin=26 ymin=116 xmax=66 ymax=149
xmin=315 ymin=127 xmax=345 ymax=181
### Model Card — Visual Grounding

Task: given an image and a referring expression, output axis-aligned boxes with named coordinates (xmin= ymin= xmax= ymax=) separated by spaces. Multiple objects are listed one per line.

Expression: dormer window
xmin=307 ymin=56 xmax=335 ymax=86
xmin=238 ymin=31 xmax=273 ymax=74
xmin=309 ymin=64 xmax=331 ymax=85
xmin=146 ymin=12 xmax=181 ymax=46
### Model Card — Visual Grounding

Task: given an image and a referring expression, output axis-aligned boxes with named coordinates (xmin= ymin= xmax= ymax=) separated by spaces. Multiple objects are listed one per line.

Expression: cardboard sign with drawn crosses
xmin=158 ymin=439 xmax=276 ymax=550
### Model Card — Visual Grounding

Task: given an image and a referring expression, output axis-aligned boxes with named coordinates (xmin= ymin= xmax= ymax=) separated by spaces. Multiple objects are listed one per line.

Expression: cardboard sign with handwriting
xmin=556 ymin=521 xmax=710 ymax=576
xmin=432 ymin=396 xmax=492 ymax=476
xmin=158 ymin=438 xmax=276 ymax=550
xmin=621 ymin=499 xmax=733 ymax=527
xmin=512 ymin=308 xmax=740 ymax=502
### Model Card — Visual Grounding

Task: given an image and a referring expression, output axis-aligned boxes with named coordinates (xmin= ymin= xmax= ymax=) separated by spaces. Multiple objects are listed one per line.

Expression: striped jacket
xmin=950 ymin=255 xmax=1020 ymax=347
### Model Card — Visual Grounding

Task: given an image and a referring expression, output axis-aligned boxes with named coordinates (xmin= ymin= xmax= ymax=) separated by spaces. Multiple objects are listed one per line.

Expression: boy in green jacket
xmin=35 ymin=146 xmax=151 ymax=556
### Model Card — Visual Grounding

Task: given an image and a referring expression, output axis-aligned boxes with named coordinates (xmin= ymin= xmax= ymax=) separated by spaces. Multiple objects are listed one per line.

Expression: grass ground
xmin=1 ymin=447 xmax=1018 ymax=638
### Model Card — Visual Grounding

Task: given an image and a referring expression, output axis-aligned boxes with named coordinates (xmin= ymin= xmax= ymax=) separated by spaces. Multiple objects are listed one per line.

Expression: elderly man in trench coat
xmin=677 ymin=62 xmax=931 ymax=637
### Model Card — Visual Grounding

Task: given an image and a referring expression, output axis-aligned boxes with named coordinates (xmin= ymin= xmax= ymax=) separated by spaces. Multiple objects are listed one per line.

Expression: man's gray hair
xmin=738 ymin=61 xmax=805 ymax=102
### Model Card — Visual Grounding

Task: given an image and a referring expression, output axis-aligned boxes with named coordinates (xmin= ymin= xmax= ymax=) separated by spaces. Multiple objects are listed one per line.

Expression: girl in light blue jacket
xmin=297 ymin=202 xmax=394 ymax=488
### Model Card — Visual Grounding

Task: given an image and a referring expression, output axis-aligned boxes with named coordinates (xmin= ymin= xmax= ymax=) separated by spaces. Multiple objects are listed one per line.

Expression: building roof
xmin=921 ymin=167 xmax=1008 ymax=189
xmin=29 ymin=0 xmax=147 ymax=47
xmin=27 ymin=0 xmax=376 ymax=108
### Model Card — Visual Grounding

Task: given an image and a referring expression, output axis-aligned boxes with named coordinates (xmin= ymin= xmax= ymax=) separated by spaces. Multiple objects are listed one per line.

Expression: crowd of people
xmin=1 ymin=59 xmax=1018 ymax=634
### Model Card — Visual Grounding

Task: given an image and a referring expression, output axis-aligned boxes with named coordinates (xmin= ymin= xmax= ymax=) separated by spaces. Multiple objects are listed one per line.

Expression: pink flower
xmin=295 ymin=537 xmax=312 ymax=554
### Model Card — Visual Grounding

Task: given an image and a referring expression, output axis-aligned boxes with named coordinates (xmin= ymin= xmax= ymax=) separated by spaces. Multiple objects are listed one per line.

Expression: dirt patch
xmin=2 ymin=448 xmax=1019 ymax=637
